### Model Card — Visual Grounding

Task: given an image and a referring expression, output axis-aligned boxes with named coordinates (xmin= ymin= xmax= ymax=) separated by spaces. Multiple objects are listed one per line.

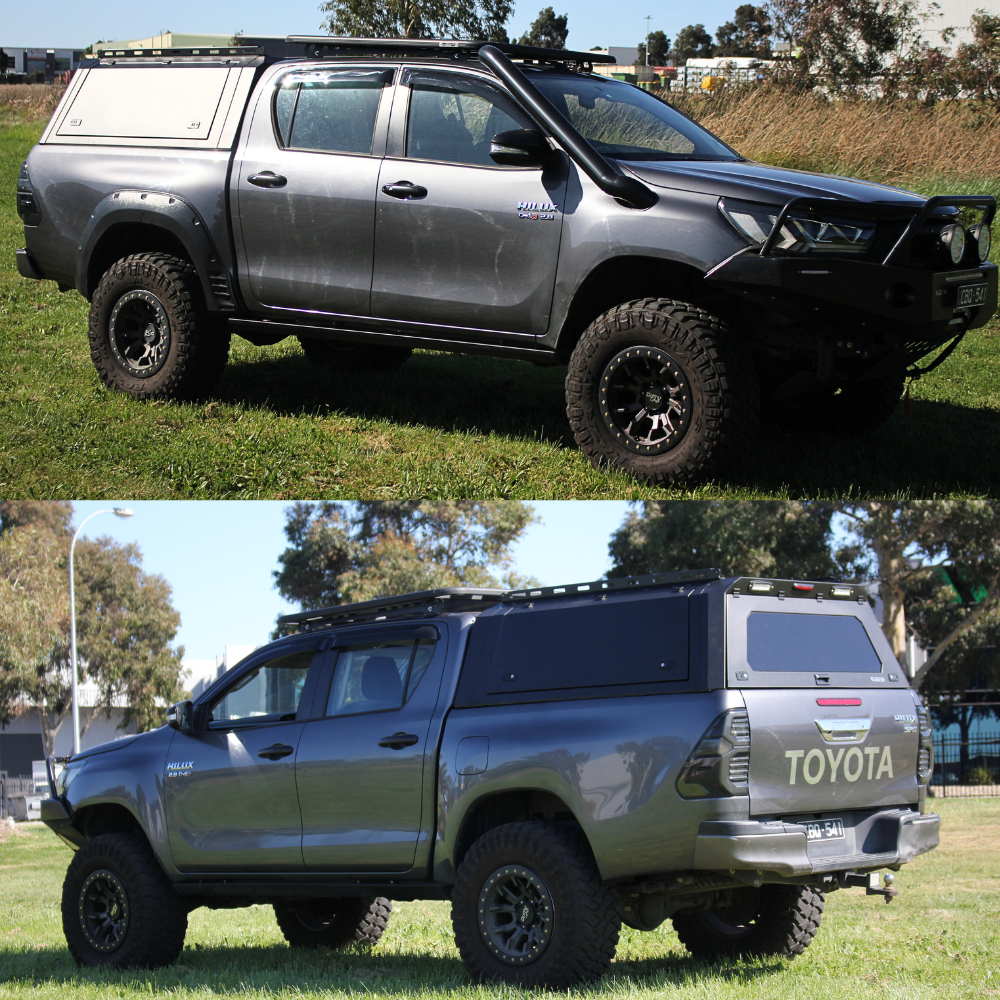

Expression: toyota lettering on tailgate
xmin=785 ymin=746 xmax=893 ymax=784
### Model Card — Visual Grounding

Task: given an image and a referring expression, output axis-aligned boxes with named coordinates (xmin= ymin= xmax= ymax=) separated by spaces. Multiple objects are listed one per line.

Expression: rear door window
xmin=746 ymin=611 xmax=882 ymax=673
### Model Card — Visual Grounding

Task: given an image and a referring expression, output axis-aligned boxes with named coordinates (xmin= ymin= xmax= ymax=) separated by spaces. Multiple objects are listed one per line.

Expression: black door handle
xmin=382 ymin=181 xmax=427 ymax=200
xmin=248 ymin=171 xmax=287 ymax=188
xmin=258 ymin=743 xmax=294 ymax=760
xmin=378 ymin=732 xmax=419 ymax=749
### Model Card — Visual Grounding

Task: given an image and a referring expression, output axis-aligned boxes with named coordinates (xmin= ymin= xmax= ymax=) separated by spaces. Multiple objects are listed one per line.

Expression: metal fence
xmin=930 ymin=732 xmax=1000 ymax=797
xmin=0 ymin=773 xmax=37 ymax=820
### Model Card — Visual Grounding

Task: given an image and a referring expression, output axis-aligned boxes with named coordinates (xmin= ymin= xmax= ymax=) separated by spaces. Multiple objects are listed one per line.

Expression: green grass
xmin=2 ymin=119 xmax=1000 ymax=498
xmin=0 ymin=798 xmax=996 ymax=998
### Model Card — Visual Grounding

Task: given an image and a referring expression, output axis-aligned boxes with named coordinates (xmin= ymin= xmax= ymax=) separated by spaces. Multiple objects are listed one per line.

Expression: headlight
xmin=968 ymin=221 xmax=991 ymax=263
xmin=720 ymin=198 xmax=876 ymax=255
xmin=55 ymin=758 xmax=86 ymax=797
xmin=939 ymin=223 xmax=966 ymax=265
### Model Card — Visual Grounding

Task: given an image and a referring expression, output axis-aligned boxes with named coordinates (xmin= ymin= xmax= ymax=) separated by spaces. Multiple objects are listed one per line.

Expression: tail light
xmin=676 ymin=708 xmax=750 ymax=799
xmin=916 ymin=703 xmax=933 ymax=785
xmin=17 ymin=162 xmax=41 ymax=226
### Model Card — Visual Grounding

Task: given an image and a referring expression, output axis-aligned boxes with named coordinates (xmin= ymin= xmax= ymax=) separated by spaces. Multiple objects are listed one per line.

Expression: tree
xmin=518 ymin=7 xmax=568 ymax=48
xmin=637 ymin=30 xmax=671 ymax=66
xmin=669 ymin=24 xmax=714 ymax=65
xmin=319 ymin=0 xmax=514 ymax=41
xmin=274 ymin=501 xmax=538 ymax=613
xmin=0 ymin=502 xmax=185 ymax=754
xmin=714 ymin=4 xmax=773 ymax=57
xmin=947 ymin=11 xmax=1000 ymax=106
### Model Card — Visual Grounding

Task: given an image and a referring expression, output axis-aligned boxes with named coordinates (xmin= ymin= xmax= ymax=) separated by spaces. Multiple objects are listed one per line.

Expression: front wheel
xmin=451 ymin=822 xmax=620 ymax=988
xmin=566 ymin=298 xmax=759 ymax=485
xmin=672 ymin=884 xmax=824 ymax=959
xmin=61 ymin=833 xmax=188 ymax=968
xmin=273 ymin=897 xmax=391 ymax=949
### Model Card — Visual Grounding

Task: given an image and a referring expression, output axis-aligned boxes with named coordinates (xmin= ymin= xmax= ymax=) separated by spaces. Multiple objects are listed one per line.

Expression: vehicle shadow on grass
xmin=218 ymin=345 xmax=1000 ymax=496
xmin=0 ymin=944 xmax=783 ymax=994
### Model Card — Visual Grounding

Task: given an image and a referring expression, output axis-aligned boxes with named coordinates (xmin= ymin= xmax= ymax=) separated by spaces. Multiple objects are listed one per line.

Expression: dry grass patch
xmin=0 ymin=85 xmax=65 ymax=126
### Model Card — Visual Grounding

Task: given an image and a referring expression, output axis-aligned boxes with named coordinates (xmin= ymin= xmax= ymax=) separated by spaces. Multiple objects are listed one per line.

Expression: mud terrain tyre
xmin=88 ymin=253 xmax=230 ymax=399
xmin=61 ymin=832 xmax=188 ymax=968
xmin=451 ymin=822 xmax=620 ymax=988
xmin=297 ymin=336 xmax=412 ymax=370
xmin=273 ymin=898 xmax=392 ymax=949
xmin=566 ymin=298 xmax=759 ymax=485
xmin=672 ymin=884 xmax=824 ymax=959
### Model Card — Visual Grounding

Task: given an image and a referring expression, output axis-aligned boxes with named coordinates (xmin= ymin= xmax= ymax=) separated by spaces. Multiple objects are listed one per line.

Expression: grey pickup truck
xmin=41 ymin=570 xmax=938 ymax=987
xmin=15 ymin=37 xmax=998 ymax=485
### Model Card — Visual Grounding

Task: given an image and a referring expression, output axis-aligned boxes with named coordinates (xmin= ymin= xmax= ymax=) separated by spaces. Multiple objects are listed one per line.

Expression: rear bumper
xmin=693 ymin=807 xmax=939 ymax=877
xmin=15 ymin=248 xmax=44 ymax=281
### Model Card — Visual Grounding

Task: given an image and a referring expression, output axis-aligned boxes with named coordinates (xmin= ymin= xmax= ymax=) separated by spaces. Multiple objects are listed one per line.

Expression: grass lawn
xmin=0 ymin=798 xmax=996 ymax=999
xmin=2 ymin=118 xmax=1000 ymax=498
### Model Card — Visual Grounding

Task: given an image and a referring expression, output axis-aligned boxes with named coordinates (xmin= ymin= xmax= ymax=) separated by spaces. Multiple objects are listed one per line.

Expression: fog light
xmin=940 ymin=223 xmax=966 ymax=265
xmin=969 ymin=222 xmax=991 ymax=263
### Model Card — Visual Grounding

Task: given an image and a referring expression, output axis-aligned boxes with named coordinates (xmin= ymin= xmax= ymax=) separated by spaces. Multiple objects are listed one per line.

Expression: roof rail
xmin=94 ymin=46 xmax=264 ymax=58
xmin=503 ymin=568 xmax=722 ymax=601
xmin=284 ymin=36 xmax=615 ymax=66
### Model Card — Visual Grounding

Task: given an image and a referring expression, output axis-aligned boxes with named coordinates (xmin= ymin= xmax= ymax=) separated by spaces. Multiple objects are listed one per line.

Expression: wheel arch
xmin=71 ymin=802 xmax=145 ymax=843
xmin=554 ymin=255 xmax=707 ymax=357
xmin=77 ymin=192 xmax=236 ymax=312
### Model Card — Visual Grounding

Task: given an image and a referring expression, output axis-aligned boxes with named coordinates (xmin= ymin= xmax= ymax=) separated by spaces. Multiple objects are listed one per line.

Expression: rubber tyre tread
xmin=273 ymin=897 xmax=392 ymax=949
xmin=88 ymin=253 xmax=230 ymax=400
xmin=672 ymin=884 xmax=824 ymax=959
xmin=565 ymin=297 xmax=759 ymax=486
xmin=61 ymin=832 xmax=188 ymax=968
xmin=297 ymin=335 xmax=412 ymax=370
xmin=451 ymin=821 xmax=620 ymax=989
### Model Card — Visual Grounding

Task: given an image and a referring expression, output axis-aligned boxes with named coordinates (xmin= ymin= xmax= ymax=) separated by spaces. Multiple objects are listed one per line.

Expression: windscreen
xmin=746 ymin=612 xmax=882 ymax=673
xmin=530 ymin=74 xmax=738 ymax=162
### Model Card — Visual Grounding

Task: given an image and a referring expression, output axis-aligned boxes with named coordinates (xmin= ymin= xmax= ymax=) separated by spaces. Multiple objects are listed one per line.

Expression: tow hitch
xmin=841 ymin=871 xmax=898 ymax=903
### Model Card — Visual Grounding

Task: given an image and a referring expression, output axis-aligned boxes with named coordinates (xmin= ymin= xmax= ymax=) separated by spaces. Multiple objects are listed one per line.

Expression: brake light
xmin=793 ymin=583 xmax=814 ymax=591
xmin=676 ymin=709 xmax=750 ymax=799
xmin=817 ymin=698 xmax=862 ymax=706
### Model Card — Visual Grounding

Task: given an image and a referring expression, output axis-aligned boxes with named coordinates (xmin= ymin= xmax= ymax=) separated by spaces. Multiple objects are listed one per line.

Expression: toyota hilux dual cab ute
xmin=41 ymin=570 xmax=938 ymax=987
xmin=15 ymin=37 xmax=999 ymax=485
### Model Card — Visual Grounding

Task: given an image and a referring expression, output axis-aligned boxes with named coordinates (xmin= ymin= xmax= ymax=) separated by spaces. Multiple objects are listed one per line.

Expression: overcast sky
xmin=69 ymin=500 xmax=631 ymax=661
xmin=5 ymin=0 xmax=742 ymax=56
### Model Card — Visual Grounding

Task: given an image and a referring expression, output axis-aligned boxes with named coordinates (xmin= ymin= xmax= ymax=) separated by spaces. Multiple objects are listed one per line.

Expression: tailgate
xmin=743 ymin=688 xmax=919 ymax=814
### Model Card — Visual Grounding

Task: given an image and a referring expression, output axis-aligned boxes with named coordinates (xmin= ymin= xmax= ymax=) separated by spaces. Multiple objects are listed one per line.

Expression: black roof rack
xmin=284 ymin=36 xmax=615 ymax=66
xmin=277 ymin=569 xmax=722 ymax=632
xmin=95 ymin=45 xmax=264 ymax=58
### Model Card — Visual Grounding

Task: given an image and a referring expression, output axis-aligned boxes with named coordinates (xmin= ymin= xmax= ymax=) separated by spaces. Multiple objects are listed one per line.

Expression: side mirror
xmin=489 ymin=128 xmax=552 ymax=167
xmin=166 ymin=700 xmax=194 ymax=733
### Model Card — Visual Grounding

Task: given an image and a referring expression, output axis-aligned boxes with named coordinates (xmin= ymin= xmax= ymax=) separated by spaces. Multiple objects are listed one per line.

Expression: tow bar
xmin=841 ymin=871 xmax=898 ymax=903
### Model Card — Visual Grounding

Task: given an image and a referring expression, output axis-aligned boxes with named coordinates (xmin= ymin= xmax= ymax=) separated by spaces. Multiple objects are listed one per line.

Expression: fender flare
xmin=76 ymin=190 xmax=235 ymax=311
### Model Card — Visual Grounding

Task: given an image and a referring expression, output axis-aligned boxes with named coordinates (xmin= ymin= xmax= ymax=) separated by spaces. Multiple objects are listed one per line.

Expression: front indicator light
xmin=940 ymin=223 xmax=966 ymax=265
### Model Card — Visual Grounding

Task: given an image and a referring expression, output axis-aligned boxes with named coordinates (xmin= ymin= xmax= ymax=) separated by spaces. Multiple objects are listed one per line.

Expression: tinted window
xmin=530 ymin=74 xmax=737 ymax=161
xmin=406 ymin=71 xmax=533 ymax=166
xmin=209 ymin=649 xmax=314 ymax=726
xmin=746 ymin=612 xmax=882 ymax=672
xmin=485 ymin=596 xmax=689 ymax=694
xmin=326 ymin=637 xmax=435 ymax=716
xmin=276 ymin=70 xmax=388 ymax=154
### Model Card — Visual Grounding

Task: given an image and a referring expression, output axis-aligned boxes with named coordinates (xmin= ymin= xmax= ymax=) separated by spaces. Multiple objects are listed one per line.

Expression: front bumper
xmin=40 ymin=797 xmax=85 ymax=849
xmin=693 ymin=807 xmax=939 ymax=877
xmin=706 ymin=253 xmax=998 ymax=334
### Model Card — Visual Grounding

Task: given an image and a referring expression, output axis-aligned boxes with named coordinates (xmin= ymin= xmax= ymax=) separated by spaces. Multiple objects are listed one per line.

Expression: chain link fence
xmin=929 ymin=732 xmax=1000 ymax=797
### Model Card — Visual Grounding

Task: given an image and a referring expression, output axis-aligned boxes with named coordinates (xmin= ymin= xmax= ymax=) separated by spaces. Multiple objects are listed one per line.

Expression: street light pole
xmin=69 ymin=507 xmax=134 ymax=756
xmin=645 ymin=15 xmax=652 ymax=66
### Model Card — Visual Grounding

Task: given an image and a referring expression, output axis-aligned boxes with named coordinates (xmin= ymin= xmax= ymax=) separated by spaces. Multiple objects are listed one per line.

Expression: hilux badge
xmin=517 ymin=200 xmax=557 ymax=221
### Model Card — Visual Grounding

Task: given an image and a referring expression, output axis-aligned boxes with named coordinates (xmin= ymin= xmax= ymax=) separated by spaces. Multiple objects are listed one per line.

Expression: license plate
xmin=805 ymin=818 xmax=845 ymax=841
xmin=957 ymin=283 xmax=988 ymax=307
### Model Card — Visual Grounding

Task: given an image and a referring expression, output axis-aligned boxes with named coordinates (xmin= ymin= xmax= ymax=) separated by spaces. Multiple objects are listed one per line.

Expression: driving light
xmin=939 ymin=223 xmax=966 ymax=265
xmin=720 ymin=199 xmax=875 ymax=256
xmin=969 ymin=221 xmax=991 ymax=263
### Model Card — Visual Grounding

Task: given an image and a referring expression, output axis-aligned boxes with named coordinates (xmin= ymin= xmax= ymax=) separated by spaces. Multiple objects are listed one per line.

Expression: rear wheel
xmin=61 ymin=832 xmax=188 ymax=968
xmin=88 ymin=253 xmax=230 ymax=399
xmin=273 ymin=897 xmax=391 ymax=949
xmin=566 ymin=298 xmax=759 ymax=486
xmin=672 ymin=884 xmax=824 ymax=959
xmin=297 ymin=335 xmax=412 ymax=370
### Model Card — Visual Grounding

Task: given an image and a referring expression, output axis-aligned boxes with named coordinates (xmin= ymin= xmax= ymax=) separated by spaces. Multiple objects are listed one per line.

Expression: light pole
xmin=644 ymin=15 xmax=652 ymax=66
xmin=69 ymin=507 xmax=134 ymax=755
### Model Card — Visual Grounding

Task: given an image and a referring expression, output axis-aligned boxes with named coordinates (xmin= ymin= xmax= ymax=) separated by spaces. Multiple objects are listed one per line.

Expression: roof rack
xmin=503 ymin=568 xmax=722 ymax=601
xmin=277 ymin=569 xmax=722 ymax=632
xmin=284 ymin=36 xmax=615 ymax=67
xmin=93 ymin=46 xmax=264 ymax=64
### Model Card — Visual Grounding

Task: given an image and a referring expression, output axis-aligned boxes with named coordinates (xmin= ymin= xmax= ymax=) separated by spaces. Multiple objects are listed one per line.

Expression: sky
xmin=69 ymin=500 xmax=631 ymax=662
xmin=4 ymin=0 xmax=740 ymax=56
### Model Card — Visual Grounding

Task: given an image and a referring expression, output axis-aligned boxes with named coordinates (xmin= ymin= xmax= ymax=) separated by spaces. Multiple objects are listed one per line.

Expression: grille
xmin=728 ymin=750 xmax=750 ymax=787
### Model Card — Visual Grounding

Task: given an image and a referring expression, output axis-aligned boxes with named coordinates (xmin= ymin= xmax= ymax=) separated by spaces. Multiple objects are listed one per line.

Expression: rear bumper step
xmin=693 ymin=807 xmax=939 ymax=877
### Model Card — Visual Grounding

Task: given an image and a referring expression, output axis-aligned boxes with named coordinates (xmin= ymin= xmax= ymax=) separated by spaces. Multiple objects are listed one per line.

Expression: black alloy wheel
xmin=599 ymin=345 xmax=692 ymax=455
xmin=477 ymin=864 xmax=555 ymax=966
xmin=78 ymin=870 xmax=130 ymax=953
xmin=107 ymin=290 xmax=171 ymax=378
